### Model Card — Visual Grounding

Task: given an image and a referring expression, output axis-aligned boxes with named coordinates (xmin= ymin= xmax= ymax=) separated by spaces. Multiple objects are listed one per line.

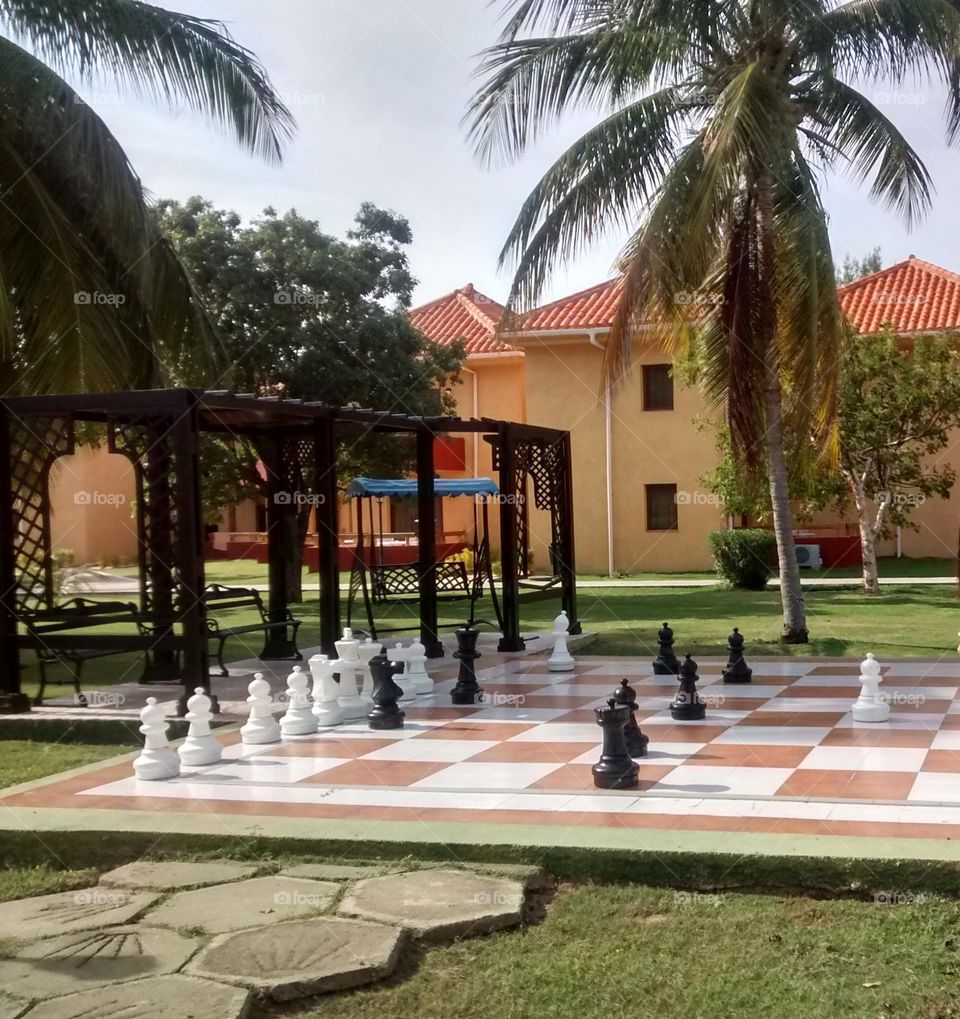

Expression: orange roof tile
xmin=410 ymin=284 xmax=514 ymax=355
xmin=837 ymin=256 xmax=960 ymax=335
xmin=517 ymin=278 xmax=624 ymax=332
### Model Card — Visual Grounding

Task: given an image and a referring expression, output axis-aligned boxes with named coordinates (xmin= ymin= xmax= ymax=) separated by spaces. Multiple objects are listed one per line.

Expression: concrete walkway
xmin=0 ymin=860 xmax=539 ymax=1017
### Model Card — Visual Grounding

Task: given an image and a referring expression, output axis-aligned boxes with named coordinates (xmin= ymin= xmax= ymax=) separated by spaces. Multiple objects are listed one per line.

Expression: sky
xmin=67 ymin=0 xmax=960 ymax=308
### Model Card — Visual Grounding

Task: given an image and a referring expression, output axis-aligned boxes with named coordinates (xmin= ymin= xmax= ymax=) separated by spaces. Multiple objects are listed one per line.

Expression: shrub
xmin=708 ymin=529 xmax=777 ymax=589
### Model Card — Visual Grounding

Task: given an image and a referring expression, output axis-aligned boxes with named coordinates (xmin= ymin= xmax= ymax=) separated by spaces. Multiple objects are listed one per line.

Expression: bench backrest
xmin=204 ymin=584 xmax=268 ymax=621
xmin=22 ymin=599 xmax=141 ymax=634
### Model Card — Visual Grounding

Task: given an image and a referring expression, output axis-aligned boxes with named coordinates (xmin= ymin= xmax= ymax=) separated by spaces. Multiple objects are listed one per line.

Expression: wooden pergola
xmin=0 ymin=389 xmax=579 ymax=714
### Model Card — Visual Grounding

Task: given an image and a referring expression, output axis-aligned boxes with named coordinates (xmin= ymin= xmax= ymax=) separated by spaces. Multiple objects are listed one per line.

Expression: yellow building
xmin=46 ymin=257 xmax=960 ymax=575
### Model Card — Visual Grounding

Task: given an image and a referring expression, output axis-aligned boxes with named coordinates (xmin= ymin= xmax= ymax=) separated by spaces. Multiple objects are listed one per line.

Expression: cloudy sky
xmin=73 ymin=0 xmax=960 ymax=307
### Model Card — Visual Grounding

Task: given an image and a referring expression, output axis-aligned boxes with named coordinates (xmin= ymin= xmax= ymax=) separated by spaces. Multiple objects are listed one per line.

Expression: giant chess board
xmin=7 ymin=656 xmax=960 ymax=845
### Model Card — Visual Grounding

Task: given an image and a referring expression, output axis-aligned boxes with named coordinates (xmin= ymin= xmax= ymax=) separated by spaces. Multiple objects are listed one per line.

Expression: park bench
xmin=22 ymin=598 xmax=143 ymax=706
xmin=204 ymin=584 xmax=302 ymax=676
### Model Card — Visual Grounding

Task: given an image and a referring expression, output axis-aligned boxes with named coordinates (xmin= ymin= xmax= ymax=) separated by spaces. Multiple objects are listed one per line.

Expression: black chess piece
xmin=613 ymin=678 xmax=649 ymax=758
xmin=653 ymin=621 xmax=681 ymax=675
xmin=451 ymin=626 xmax=483 ymax=705
xmin=367 ymin=651 xmax=405 ymax=729
xmin=593 ymin=698 xmax=639 ymax=789
xmin=671 ymin=654 xmax=706 ymax=720
xmin=722 ymin=627 xmax=753 ymax=684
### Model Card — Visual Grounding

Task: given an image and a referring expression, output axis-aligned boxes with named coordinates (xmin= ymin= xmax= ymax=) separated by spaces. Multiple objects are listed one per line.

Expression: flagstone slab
xmin=0 ymin=889 xmax=159 ymax=942
xmin=0 ymin=993 xmax=25 ymax=1019
xmin=279 ymin=863 xmax=393 ymax=881
xmin=100 ymin=860 xmax=258 ymax=891
xmin=186 ymin=916 xmax=404 ymax=1002
xmin=141 ymin=876 xmax=339 ymax=935
xmin=0 ymin=926 xmax=199 ymax=1002
xmin=20 ymin=974 xmax=252 ymax=1019
xmin=338 ymin=868 xmax=525 ymax=941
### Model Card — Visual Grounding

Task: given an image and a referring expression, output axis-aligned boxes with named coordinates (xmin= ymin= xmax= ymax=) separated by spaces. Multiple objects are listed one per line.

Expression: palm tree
xmin=466 ymin=0 xmax=960 ymax=642
xmin=0 ymin=0 xmax=294 ymax=394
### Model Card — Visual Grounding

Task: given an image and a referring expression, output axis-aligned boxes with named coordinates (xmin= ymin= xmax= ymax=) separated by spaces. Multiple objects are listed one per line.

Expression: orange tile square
xmin=920 ymin=749 xmax=960 ymax=773
xmin=820 ymin=728 xmax=935 ymax=748
xmin=413 ymin=721 xmax=537 ymax=741
xmin=686 ymin=743 xmax=811 ymax=768
xmin=466 ymin=742 xmax=596 ymax=764
xmin=776 ymin=769 xmax=916 ymax=800
xmin=528 ymin=764 xmax=675 ymax=791
xmin=270 ymin=738 xmax=394 ymax=758
xmin=306 ymin=760 xmax=446 ymax=786
xmin=742 ymin=711 xmax=847 ymax=727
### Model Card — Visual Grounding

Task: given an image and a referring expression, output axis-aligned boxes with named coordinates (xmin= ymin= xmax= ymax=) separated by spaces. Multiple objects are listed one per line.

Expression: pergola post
xmin=0 ymin=411 xmax=27 ymax=713
xmin=557 ymin=432 xmax=581 ymax=634
xmin=171 ymin=402 xmax=214 ymax=716
xmin=261 ymin=436 xmax=300 ymax=660
xmin=314 ymin=416 xmax=340 ymax=656
xmin=416 ymin=428 xmax=443 ymax=658
xmin=497 ymin=424 xmax=525 ymax=652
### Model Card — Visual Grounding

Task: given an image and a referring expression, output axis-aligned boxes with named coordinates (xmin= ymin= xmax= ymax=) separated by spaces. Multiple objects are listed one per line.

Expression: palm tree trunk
xmin=758 ymin=171 xmax=807 ymax=643
xmin=848 ymin=473 xmax=881 ymax=595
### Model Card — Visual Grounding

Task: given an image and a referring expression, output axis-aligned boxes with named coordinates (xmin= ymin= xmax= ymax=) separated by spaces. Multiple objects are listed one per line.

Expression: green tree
xmin=155 ymin=197 xmax=465 ymax=599
xmin=0 ymin=1 xmax=293 ymax=394
xmin=839 ymin=334 xmax=960 ymax=594
xmin=467 ymin=0 xmax=960 ymax=642
xmin=837 ymin=247 xmax=883 ymax=285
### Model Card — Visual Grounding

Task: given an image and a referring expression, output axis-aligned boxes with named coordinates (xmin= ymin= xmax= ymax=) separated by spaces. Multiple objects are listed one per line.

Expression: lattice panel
xmin=282 ymin=436 xmax=316 ymax=500
xmin=9 ymin=416 xmax=75 ymax=609
xmin=373 ymin=562 xmax=469 ymax=602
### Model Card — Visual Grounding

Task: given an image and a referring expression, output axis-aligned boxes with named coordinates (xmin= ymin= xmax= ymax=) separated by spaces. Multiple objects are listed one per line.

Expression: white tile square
xmin=558 ymin=793 xmax=641 ymax=812
xmin=410 ymin=761 xmax=564 ymax=790
xmin=908 ymin=772 xmax=960 ymax=803
xmin=189 ymin=755 xmax=347 ymax=783
xmin=798 ymin=746 xmax=929 ymax=772
xmin=508 ymin=723 xmax=602 ymax=743
xmin=650 ymin=765 xmax=793 ymax=797
xmin=358 ymin=740 xmax=498 ymax=763
xmin=569 ymin=742 xmax=702 ymax=766
xmin=836 ymin=713 xmax=943 ymax=730
xmin=464 ymin=707 xmax=572 ymax=722
xmin=756 ymin=697 xmax=852 ymax=713
xmin=714 ymin=726 xmax=831 ymax=746
xmin=932 ymin=731 xmax=960 ymax=750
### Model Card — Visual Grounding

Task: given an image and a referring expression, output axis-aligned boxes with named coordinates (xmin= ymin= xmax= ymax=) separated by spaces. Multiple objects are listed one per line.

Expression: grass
xmin=0 ymin=740 xmax=127 ymax=791
xmin=303 ymin=883 xmax=960 ymax=1019
xmin=17 ymin=581 xmax=959 ymax=702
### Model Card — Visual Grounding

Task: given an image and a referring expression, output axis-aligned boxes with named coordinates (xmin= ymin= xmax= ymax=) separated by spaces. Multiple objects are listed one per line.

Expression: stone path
xmin=0 ymin=860 xmax=537 ymax=1018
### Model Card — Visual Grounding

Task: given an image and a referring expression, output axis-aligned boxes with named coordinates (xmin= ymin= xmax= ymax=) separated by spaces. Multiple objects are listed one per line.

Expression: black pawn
xmin=722 ymin=627 xmax=753 ymax=684
xmin=671 ymin=654 xmax=706 ymax=720
xmin=653 ymin=621 xmax=681 ymax=675
xmin=593 ymin=698 xmax=639 ymax=789
xmin=613 ymin=678 xmax=649 ymax=758
xmin=368 ymin=651 xmax=405 ymax=729
xmin=451 ymin=626 xmax=483 ymax=705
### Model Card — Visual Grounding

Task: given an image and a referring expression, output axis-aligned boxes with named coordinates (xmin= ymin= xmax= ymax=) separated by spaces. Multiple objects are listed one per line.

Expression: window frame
xmin=642 ymin=363 xmax=675 ymax=412
xmin=645 ymin=483 xmax=679 ymax=532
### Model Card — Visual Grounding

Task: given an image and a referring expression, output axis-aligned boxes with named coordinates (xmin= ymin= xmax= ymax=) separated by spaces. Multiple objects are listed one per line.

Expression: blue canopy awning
xmin=346 ymin=477 xmax=500 ymax=499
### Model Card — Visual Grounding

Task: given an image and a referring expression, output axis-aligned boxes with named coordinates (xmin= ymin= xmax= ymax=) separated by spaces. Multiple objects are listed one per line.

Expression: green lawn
xmin=16 ymin=580 xmax=960 ymax=701
xmin=307 ymin=883 xmax=960 ymax=1019
xmin=0 ymin=740 xmax=126 ymax=791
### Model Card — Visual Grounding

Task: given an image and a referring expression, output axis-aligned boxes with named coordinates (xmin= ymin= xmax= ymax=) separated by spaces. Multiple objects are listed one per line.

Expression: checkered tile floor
xmin=7 ymin=657 xmax=960 ymax=842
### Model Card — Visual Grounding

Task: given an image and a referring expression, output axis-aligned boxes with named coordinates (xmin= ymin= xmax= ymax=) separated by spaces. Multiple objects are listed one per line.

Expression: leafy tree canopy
xmin=837 ymin=247 xmax=883 ymax=286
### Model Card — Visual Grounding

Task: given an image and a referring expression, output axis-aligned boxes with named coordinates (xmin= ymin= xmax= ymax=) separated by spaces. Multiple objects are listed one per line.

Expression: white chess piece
xmin=281 ymin=665 xmax=318 ymax=736
xmin=548 ymin=610 xmax=576 ymax=672
xmin=134 ymin=697 xmax=180 ymax=780
xmin=357 ymin=638 xmax=380 ymax=708
xmin=851 ymin=653 xmax=891 ymax=723
xmin=391 ymin=643 xmax=416 ymax=702
xmin=241 ymin=674 xmax=282 ymax=744
xmin=178 ymin=687 xmax=222 ymax=767
xmin=335 ymin=628 xmax=366 ymax=720
xmin=309 ymin=654 xmax=343 ymax=727
xmin=407 ymin=638 xmax=433 ymax=695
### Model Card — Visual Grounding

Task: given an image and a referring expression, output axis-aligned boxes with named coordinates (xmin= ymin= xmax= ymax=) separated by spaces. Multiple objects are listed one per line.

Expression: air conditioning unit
xmin=795 ymin=543 xmax=822 ymax=568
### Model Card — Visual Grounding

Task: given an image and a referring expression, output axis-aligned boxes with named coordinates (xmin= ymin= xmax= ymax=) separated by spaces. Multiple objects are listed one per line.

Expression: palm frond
xmin=0 ymin=0 xmax=295 ymax=162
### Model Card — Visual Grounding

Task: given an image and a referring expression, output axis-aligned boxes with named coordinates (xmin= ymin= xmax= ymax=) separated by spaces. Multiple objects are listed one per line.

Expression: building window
xmin=642 ymin=364 xmax=674 ymax=411
xmin=646 ymin=484 xmax=678 ymax=531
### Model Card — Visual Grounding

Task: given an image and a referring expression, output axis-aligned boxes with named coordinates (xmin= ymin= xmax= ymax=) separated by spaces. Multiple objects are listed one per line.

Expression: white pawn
xmin=852 ymin=653 xmax=891 ymax=722
xmin=134 ymin=697 xmax=180 ymax=780
xmin=357 ymin=638 xmax=380 ymax=708
xmin=178 ymin=687 xmax=222 ymax=767
xmin=391 ymin=643 xmax=416 ymax=702
xmin=241 ymin=674 xmax=281 ymax=744
xmin=335 ymin=627 xmax=366 ymax=720
xmin=281 ymin=666 xmax=318 ymax=736
xmin=548 ymin=610 xmax=576 ymax=672
xmin=408 ymin=638 xmax=433 ymax=695
xmin=309 ymin=654 xmax=343 ymax=727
